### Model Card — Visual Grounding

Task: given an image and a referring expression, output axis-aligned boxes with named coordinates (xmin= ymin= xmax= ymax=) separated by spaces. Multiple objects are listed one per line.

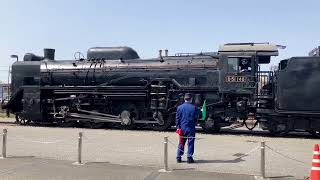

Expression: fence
xmin=165 ymin=136 xmax=267 ymax=177
xmin=0 ymin=128 xmax=311 ymax=179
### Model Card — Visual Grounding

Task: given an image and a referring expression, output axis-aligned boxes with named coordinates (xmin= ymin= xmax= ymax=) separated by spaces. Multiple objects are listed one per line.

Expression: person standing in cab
xmin=239 ymin=58 xmax=252 ymax=73
xmin=175 ymin=93 xmax=199 ymax=163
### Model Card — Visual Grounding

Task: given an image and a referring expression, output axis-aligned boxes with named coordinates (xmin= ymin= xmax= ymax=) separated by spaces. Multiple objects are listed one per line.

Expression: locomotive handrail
xmin=53 ymin=92 xmax=147 ymax=97
xmin=42 ymin=85 xmax=147 ymax=90
xmin=170 ymin=79 xmax=219 ymax=90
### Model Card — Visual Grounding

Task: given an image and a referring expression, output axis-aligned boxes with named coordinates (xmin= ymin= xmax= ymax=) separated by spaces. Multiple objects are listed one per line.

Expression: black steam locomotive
xmin=3 ymin=43 xmax=320 ymax=137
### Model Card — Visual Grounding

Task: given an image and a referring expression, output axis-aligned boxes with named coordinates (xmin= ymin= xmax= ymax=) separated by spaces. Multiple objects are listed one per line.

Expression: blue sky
xmin=0 ymin=0 xmax=319 ymax=81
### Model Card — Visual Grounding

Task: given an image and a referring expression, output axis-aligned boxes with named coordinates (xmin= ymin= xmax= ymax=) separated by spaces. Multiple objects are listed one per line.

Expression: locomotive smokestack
xmin=44 ymin=48 xmax=55 ymax=60
xmin=164 ymin=49 xmax=168 ymax=57
xmin=159 ymin=49 xmax=162 ymax=58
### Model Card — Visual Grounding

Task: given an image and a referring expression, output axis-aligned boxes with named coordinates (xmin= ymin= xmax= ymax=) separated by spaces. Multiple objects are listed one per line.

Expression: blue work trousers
xmin=176 ymin=128 xmax=195 ymax=158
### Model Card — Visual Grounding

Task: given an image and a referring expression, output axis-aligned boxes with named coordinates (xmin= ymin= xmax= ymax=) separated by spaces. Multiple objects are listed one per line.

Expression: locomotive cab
xmin=218 ymin=43 xmax=278 ymax=94
xmin=215 ymin=43 xmax=278 ymax=123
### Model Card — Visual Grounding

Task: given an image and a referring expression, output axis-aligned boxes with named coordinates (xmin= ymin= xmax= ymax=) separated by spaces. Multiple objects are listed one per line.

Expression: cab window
xmin=227 ymin=57 xmax=252 ymax=73
xmin=227 ymin=57 xmax=238 ymax=72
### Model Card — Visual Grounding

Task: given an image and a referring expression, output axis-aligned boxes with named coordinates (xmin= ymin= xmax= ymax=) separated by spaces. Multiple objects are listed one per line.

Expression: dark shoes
xmin=177 ymin=157 xmax=194 ymax=163
xmin=187 ymin=157 xmax=194 ymax=164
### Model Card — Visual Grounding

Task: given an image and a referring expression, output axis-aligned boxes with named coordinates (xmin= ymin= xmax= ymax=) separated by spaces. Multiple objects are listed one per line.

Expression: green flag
xmin=201 ymin=100 xmax=206 ymax=121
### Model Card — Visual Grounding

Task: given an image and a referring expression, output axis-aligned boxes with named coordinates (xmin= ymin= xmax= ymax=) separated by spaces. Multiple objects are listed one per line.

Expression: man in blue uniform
xmin=176 ymin=93 xmax=199 ymax=163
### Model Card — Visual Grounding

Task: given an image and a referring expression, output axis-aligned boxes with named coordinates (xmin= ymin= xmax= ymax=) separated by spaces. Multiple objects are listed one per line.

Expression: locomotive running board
xmin=53 ymin=91 xmax=147 ymax=97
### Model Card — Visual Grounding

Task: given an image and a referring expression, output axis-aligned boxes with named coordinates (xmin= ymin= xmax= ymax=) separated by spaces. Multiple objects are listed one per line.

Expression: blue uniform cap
xmin=184 ymin=93 xmax=192 ymax=100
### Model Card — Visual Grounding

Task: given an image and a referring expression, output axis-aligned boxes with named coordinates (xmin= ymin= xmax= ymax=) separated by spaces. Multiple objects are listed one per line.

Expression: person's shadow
xmin=195 ymin=153 xmax=247 ymax=164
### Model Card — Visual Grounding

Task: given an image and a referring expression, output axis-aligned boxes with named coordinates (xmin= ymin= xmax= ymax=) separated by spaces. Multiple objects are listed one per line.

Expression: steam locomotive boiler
xmin=4 ymin=43 xmax=279 ymax=132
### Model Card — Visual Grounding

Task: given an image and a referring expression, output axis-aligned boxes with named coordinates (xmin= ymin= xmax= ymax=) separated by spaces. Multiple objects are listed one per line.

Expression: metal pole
xmin=7 ymin=66 xmax=11 ymax=99
xmin=7 ymin=66 xmax=10 ymax=98
xmin=261 ymin=141 xmax=265 ymax=178
xmin=164 ymin=136 xmax=168 ymax=171
xmin=2 ymin=129 xmax=7 ymax=158
xmin=77 ymin=132 xmax=83 ymax=164
xmin=1 ymin=86 xmax=3 ymax=101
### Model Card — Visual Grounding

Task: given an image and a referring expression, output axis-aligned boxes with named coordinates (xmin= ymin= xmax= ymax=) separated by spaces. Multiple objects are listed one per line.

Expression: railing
xmin=256 ymin=71 xmax=273 ymax=98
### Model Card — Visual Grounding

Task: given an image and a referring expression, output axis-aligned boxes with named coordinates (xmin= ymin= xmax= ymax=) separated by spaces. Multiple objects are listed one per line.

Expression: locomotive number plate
xmin=225 ymin=76 xmax=247 ymax=82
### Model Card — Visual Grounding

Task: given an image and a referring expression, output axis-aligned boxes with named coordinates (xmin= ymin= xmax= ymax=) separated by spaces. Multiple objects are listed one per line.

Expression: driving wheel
xmin=16 ymin=114 xmax=31 ymax=125
xmin=268 ymin=121 xmax=290 ymax=136
xmin=309 ymin=130 xmax=320 ymax=138
xmin=201 ymin=117 xmax=221 ymax=133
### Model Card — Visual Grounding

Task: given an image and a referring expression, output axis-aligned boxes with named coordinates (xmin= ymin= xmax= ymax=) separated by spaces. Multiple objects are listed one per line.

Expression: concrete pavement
xmin=0 ymin=157 xmax=295 ymax=180
xmin=0 ymin=119 xmax=314 ymax=179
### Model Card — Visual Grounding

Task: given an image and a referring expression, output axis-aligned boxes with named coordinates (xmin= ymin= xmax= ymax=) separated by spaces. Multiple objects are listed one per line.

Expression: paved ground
xmin=0 ymin=118 xmax=314 ymax=179
xmin=0 ymin=157 xmax=294 ymax=180
xmin=0 ymin=118 xmax=15 ymax=123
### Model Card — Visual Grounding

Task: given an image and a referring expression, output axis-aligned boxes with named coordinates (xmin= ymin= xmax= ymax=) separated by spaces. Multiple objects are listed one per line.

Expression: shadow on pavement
xmin=266 ymin=175 xmax=296 ymax=179
xmin=7 ymin=156 xmax=35 ymax=159
xmin=85 ymin=161 xmax=111 ymax=165
xmin=171 ymin=168 xmax=196 ymax=171
xmin=196 ymin=158 xmax=245 ymax=164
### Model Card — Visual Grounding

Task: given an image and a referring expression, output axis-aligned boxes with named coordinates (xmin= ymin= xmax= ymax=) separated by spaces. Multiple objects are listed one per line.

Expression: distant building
xmin=309 ymin=46 xmax=320 ymax=57
xmin=0 ymin=83 xmax=10 ymax=101
xmin=269 ymin=65 xmax=278 ymax=72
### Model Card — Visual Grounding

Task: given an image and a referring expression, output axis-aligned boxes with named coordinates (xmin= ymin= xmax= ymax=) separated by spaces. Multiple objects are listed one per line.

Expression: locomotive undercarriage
xmin=257 ymin=108 xmax=320 ymax=137
xmin=42 ymin=88 xmax=173 ymax=130
xmin=10 ymin=82 xmax=263 ymax=133
xmin=12 ymin=83 xmax=255 ymax=132
xmin=256 ymin=94 xmax=320 ymax=137
xmin=197 ymin=92 xmax=257 ymax=133
xmin=8 ymin=83 xmax=259 ymax=133
xmin=34 ymin=79 xmax=194 ymax=130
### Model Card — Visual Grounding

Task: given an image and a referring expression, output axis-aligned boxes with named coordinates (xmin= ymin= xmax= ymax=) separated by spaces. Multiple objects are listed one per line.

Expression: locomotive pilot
xmin=175 ymin=93 xmax=199 ymax=163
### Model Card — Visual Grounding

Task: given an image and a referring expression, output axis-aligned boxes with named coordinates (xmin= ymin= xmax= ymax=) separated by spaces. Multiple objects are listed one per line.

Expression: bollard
xmin=260 ymin=141 xmax=265 ymax=178
xmin=77 ymin=132 xmax=83 ymax=164
xmin=2 ymin=129 xmax=7 ymax=158
xmin=164 ymin=136 xmax=168 ymax=171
